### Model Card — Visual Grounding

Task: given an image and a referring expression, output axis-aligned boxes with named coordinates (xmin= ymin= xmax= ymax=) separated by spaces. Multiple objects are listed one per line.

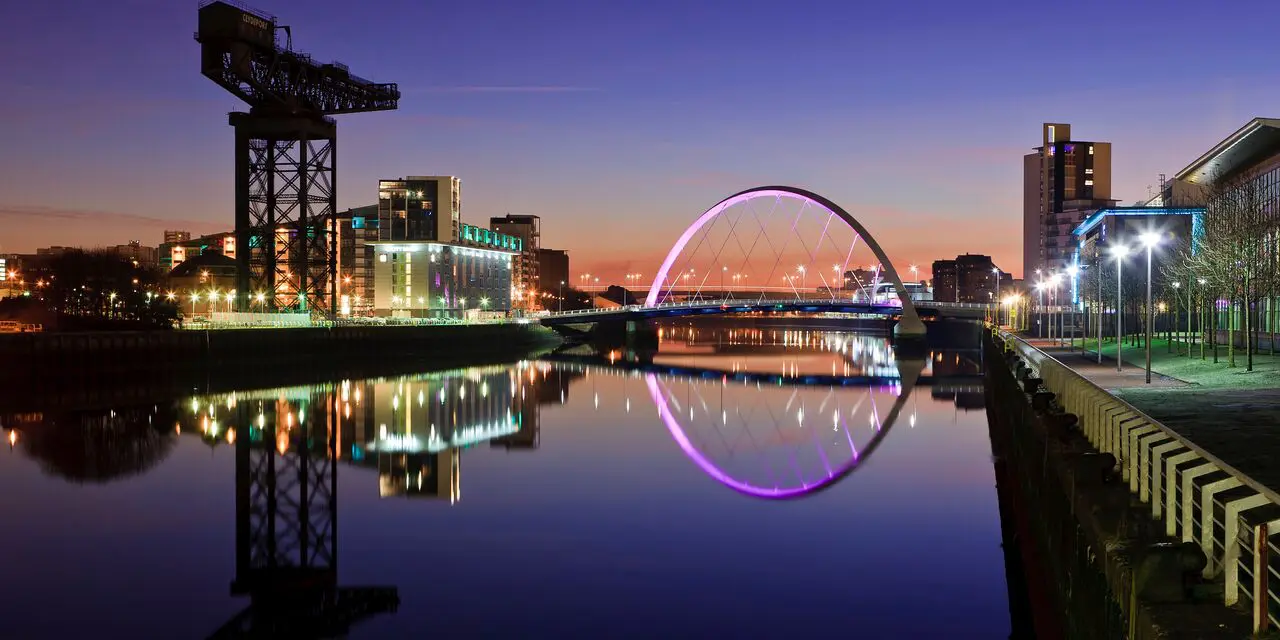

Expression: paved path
xmin=1034 ymin=344 xmax=1188 ymax=390
xmin=1033 ymin=341 xmax=1280 ymax=490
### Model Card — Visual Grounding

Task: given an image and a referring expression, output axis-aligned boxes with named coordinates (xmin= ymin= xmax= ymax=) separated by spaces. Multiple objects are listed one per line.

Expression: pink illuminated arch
xmin=644 ymin=186 xmax=926 ymax=337
xmin=644 ymin=357 xmax=923 ymax=499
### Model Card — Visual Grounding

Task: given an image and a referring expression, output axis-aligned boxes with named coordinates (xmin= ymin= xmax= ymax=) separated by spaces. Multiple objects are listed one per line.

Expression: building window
xmin=1085 ymin=180 xmax=1094 ymax=186
xmin=1047 ymin=125 xmax=1055 ymax=143
xmin=1088 ymin=145 xmax=1094 ymax=155
xmin=379 ymin=254 xmax=387 ymax=263
xmin=1085 ymin=168 xmax=1093 ymax=175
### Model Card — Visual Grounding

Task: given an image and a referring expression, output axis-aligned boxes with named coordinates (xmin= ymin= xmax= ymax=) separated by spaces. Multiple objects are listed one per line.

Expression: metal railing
xmin=541 ymin=298 xmax=995 ymax=319
xmin=999 ymin=329 xmax=1280 ymax=632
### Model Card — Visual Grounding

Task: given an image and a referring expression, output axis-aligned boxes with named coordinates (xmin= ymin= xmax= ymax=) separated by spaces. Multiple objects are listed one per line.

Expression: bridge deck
xmin=540 ymin=299 xmax=993 ymax=325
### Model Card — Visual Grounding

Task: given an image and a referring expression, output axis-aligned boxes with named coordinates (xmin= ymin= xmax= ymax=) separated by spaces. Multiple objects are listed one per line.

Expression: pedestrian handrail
xmin=997 ymin=329 xmax=1280 ymax=632
xmin=541 ymin=298 xmax=995 ymax=319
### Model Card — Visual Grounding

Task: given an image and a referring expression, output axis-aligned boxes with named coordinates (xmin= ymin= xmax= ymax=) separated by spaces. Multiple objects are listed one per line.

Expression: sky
xmin=1 ymin=0 xmax=1278 ymax=280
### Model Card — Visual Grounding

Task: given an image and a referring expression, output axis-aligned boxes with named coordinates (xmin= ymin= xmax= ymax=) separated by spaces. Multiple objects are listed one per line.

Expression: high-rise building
xmin=378 ymin=176 xmax=461 ymax=243
xmin=164 ymin=230 xmax=192 ymax=244
xmin=1023 ymin=123 xmax=1116 ymax=278
xmin=490 ymin=214 xmax=541 ymax=309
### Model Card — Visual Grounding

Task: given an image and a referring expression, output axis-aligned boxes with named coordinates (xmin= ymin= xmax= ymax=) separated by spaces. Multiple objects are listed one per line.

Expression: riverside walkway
xmin=1039 ymin=338 xmax=1280 ymax=491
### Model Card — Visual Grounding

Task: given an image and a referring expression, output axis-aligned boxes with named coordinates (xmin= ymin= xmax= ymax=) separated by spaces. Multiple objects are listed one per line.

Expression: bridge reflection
xmin=1 ymin=346 xmax=983 ymax=498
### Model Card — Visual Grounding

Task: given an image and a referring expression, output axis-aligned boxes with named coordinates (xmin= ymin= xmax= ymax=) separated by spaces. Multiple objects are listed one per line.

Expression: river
xmin=0 ymin=325 xmax=1011 ymax=638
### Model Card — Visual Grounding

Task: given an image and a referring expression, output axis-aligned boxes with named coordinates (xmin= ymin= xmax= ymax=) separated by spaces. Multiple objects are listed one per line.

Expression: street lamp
xmin=1171 ymin=281 xmax=1181 ymax=354
xmin=796 ymin=265 xmax=806 ymax=295
xmin=1140 ymin=232 xmax=1162 ymax=384
xmin=1197 ymin=277 xmax=1207 ymax=360
xmin=909 ymin=264 xmax=919 ymax=283
xmin=1065 ymin=264 xmax=1079 ymax=351
xmin=1111 ymin=244 xmax=1129 ymax=372
xmin=991 ymin=267 xmax=1001 ymax=324
xmin=559 ymin=280 xmax=565 ymax=312
xmin=1050 ymin=273 xmax=1063 ymax=346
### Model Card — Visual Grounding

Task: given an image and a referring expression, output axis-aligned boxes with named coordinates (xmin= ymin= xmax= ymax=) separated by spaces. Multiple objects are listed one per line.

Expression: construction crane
xmin=196 ymin=0 xmax=400 ymax=316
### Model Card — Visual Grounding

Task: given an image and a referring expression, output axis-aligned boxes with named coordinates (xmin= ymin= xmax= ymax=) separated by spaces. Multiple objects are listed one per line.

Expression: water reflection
xmin=5 ymin=407 xmax=178 ymax=483
xmin=0 ymin=329 xmax=1000 ymax=637
xmin=0 ymin=338 xmax=982 ymax=504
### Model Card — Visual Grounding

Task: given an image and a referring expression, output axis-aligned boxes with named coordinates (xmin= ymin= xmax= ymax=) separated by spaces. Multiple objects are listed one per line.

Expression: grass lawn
xmin=1073 ymin=336 xmax=1280 ymax=389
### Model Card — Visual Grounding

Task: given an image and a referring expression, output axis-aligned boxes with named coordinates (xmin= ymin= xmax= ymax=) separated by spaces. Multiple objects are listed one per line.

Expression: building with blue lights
xmin=1072 ymin=207 xmax=1204 ymax=264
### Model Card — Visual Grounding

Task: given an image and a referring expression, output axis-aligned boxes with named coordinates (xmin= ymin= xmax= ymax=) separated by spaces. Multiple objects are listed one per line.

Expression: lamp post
xmin=1065 ymin=264 xmax=1079 ymax=351
xmin=1097 ymin=254 xmax=1104 ymax=364
xmin=1034 ymin=268 xmax=1042 ymax=336
xmin=559 ymin=280 xmax=564 ymax=312
xmin=797 ymin=265 xmax=806 ymax=296
xmin=1140 ymin=232 xmax=1161 ymax=384
xmin=1050 ymin=273 xmax=1064 ymax=346
xmin=991 ymin=267 xmax=1001 ymax=324
xmin=1197 ymin=277 xmax=1207 ymax=360
xmin=1171 ymin=281 xmax=1181 ymax=354
xmin=1035 ymin=279 xmax=1045 ymax=338
xmin=1111 ymin=244 xmax=1129 ymax=372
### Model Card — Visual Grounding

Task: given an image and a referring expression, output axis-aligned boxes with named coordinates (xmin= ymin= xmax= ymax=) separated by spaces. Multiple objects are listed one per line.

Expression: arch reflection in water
xmin=644 ymin=358 xmax=923 ymax=499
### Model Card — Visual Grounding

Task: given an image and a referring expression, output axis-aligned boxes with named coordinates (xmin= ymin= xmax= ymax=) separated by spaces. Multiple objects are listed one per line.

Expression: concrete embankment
xmin=0 ymin=323 xmax=562 ymax=410
xmin=984 ymin=330 xmax=1252 ymax=639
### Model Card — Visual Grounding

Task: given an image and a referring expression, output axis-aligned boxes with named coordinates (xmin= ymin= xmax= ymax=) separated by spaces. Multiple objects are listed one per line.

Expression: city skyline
xmin=3 ymin=0 xmax=1279 ymax=279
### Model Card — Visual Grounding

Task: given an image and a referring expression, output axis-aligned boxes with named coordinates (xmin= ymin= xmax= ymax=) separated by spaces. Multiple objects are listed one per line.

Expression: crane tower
xmin=196 ymin=1 xmax=400 ymax=315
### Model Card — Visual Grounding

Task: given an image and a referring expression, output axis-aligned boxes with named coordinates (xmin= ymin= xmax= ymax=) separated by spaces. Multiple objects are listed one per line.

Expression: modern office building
xmin=932 ymin=254 xmax=1004 ymax=303
xmin=1023 ymin=123 xmax=1117 ymax=277
xmin=1164 ymin=117 xmax=1280 ymax=206
xmin=369 ymin=227 xmax=518 ymax=318
xmin=1070 ymin=206 xmax=1203 ymax=305
xmin=164 ymin=230 xmax=192 ymax=244
xmin=377 ymin=176 xmax=462 ymax=243
xmin=537 ymin=248 xmax=569 ymax=298
xmin=490 ymin=214 xmax=541 ymax=309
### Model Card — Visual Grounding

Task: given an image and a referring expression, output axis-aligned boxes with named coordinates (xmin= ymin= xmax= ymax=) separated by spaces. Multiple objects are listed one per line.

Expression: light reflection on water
xmin=0 ymin=328 xmax=1006 ymax=639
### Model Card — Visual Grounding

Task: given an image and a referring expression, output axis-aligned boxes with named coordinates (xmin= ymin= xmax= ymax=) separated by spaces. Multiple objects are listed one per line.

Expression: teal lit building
xmin=369 ymin=224 xmax=520 ymax=318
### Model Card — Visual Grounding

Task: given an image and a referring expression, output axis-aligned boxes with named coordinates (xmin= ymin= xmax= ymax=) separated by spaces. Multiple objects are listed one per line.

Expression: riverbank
xmin=0 ymin=323 xmax=562 ymax=411
xmin=988 ymin=332 xmax=1255 ymax=638
xmin=1038 ymin=337 xmax=1280 ymax=495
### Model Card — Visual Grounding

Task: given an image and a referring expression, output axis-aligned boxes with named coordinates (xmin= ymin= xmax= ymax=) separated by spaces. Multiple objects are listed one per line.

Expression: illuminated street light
xmin=1140 ymin=232 xmax=1162 ymax=384
xmin=1064 ymin=264 xmax=1080 ymax=350
xmin=1111 ymin=244 xmax=1130 ymax=372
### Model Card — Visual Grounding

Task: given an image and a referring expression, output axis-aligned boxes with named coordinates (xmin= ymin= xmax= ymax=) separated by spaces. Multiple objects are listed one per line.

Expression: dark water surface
xmin=0 ymin=327 xmax=1009 ymax=639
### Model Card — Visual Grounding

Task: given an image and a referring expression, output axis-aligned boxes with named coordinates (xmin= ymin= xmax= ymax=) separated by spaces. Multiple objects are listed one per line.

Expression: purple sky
xmin=1 ymin=0 xmax=1276 ymax=279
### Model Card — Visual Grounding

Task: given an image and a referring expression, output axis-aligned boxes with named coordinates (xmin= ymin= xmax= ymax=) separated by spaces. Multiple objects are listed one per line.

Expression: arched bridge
xmin=543 ymin=186 xmax=991 ymax=336
xmin=539 ymin=298 xmax=990 ymax=327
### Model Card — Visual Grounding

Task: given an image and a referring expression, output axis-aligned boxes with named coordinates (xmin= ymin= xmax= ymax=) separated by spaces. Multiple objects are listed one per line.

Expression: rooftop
xmin=1174 ymin=117 xmax=1280 ymax=185
xmin=1072 ymin=207 xmax=1206 ymax=239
